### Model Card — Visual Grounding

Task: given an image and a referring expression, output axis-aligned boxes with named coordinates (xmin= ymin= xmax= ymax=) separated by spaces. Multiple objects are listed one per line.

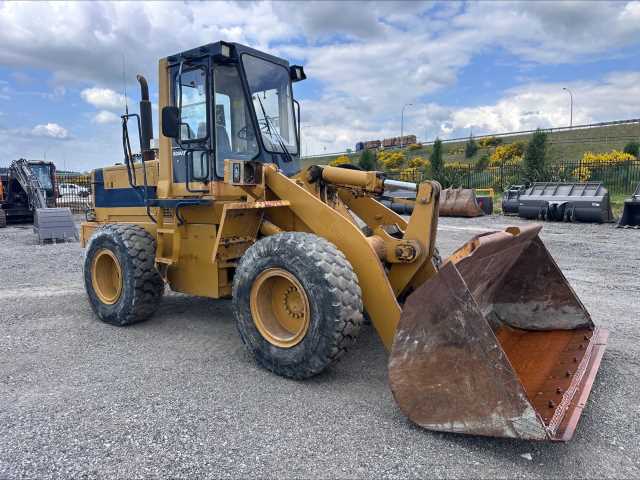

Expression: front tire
xmin=84 ymin=224 xmax=164 ymax=326
xmin=233 ymin=232 xmax=364 ymax=379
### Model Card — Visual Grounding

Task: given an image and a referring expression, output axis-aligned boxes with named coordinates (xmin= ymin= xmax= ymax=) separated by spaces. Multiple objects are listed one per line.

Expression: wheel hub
xmin=250 ymin=268 xmax=310 ymax=348
xmin=91 ymin=248 xmax=123 ymax=305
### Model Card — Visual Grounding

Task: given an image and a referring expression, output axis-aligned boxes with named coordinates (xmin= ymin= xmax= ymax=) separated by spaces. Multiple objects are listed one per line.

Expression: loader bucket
xmin=34 ymin=207 xmax=78 ymax=244
xmin=439 ymin=187 xmax=484 ymax=217
xmin=389 ymin=224 xmax=608 ymax=441
xmin=618 ymin=183 xmax=640 ymax=228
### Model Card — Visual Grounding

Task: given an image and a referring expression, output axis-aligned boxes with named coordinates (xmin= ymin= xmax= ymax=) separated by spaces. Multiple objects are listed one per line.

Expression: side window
xmin=177 ymin=68 xmax=208 ymax=142
xmin=213 ymin=65 xmax=258 ymax=176
xmin=172 ymin=65 xmax=210 ymax=184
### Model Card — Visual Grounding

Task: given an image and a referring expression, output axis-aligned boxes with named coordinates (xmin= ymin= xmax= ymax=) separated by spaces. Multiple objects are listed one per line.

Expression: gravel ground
xmin=0 ymin=216 xmax=639 ymax=478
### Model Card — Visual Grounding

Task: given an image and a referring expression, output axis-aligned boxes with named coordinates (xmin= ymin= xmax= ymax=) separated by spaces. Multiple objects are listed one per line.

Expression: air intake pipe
xmin=136 ymin=75 xmax=154 ymax=161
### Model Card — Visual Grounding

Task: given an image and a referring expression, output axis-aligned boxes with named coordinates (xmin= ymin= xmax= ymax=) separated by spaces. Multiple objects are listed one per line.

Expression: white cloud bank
xmin=31 ymin=123 xmax=69 ymax=139
xmin=0 ymin=1 xmax=639 ymax=164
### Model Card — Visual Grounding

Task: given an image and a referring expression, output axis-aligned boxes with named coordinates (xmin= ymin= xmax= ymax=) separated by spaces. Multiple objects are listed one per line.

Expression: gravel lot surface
xmin=1 ymin=216 xmax=639 ymax=478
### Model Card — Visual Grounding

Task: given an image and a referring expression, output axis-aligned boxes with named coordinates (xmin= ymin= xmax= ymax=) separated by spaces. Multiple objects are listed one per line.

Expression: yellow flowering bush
xmin=378 ymin=150 xmax=406 ymax=170
xmin=489 ymin=142 xmax=525 ymax=166
xmin=407 ymin=143 xmax=423 ymax=151
xmin=581 ymin=150 xmax=635 ymax=165
xmin=571 ymin=166 xmax=592 ymax=182
xmin=569 ymin=150 xmax=635 ymax=182
xmin=407 ymin=156 xmax=430 ymax=169
xmin=329 ymin=155 xmax=350 ymax=166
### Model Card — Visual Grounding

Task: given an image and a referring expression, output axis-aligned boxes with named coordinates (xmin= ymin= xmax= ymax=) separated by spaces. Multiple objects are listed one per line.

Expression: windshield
xmin=242 ymin=54 xmax=298 ymax=155
xmin=31 ymin=164 xmax=53 ymax=190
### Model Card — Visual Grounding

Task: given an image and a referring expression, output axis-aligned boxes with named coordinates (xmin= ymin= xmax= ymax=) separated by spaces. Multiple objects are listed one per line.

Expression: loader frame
xmin=81 ymin=41 xmax=607 ymax=442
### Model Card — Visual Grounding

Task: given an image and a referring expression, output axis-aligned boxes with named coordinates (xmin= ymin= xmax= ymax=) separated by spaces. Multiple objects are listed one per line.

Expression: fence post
xmin=500 ymin=163 xmax=504 ymax=191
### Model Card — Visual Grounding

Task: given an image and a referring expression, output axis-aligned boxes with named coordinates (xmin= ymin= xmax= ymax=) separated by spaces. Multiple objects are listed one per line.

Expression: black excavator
xmin=0 ymin=158 xmax=77 ymax=242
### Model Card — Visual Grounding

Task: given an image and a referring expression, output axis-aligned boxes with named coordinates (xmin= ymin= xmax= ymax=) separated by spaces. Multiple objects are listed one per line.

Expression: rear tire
xmin=233 ymin=232 xmax=364 ymax=379
xmin=0 ymin=210 xmax=6 ymax=228
xmin=84 ymin=224 xmax=164 ymax=326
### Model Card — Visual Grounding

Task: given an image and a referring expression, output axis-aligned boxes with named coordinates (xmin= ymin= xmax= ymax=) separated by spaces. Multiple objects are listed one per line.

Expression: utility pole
xmin=562 ymin=87 xmax=574 ymax=127
xmin=400 ymin=103 xmax=413 ymax=148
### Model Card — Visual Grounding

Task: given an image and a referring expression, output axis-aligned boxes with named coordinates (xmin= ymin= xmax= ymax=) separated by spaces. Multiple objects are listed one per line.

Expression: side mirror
xmin=162 ymin=106 xmax=180 ymax=138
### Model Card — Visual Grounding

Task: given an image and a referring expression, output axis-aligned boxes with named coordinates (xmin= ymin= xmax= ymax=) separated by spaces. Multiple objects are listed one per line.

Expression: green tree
xmin=465 ymin=136 xmax=478 ymax=159
xmin=475 ymin=154 xmax=489 ymax=171
xmin=523 ymin=129 xmax=548 ymax=182
xmin=623 ymin=141 xmax=640 ymax=158
xmin=430 ymin=138 xmax=444 ymax=182
xmin=358 ymin=149 xmax=377 ymax=171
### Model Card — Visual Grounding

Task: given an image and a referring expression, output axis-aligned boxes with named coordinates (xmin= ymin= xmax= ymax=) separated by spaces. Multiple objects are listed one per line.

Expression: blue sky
xmin=0 ymin=1 xmax=639 ymax=171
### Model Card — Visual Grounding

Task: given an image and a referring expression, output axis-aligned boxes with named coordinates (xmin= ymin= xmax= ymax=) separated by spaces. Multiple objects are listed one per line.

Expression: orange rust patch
xmin=496 ymin=327 xmax=593 ymax=426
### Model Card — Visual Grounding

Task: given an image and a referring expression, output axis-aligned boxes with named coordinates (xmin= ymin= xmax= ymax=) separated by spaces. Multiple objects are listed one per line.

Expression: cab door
xmin=170 ymin=61 xmax=213 ymax=196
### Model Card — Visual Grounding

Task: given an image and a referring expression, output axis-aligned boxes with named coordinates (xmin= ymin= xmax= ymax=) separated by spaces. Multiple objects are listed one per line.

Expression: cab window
xmin=243 ymin=54 xmax=298 ymax=155
xmin=177 ymin=68 xmax=208 ymax=142
xmin=213 ymin=64 xmax=258 ymax=176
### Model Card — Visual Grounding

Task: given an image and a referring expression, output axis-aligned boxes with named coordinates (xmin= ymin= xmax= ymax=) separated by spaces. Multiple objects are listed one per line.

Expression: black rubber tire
xmin=84 ymin=224 xmax=164 ymax=326
xmin=0 ymin=209 xmax=6 ymax=228
xmin=233 ymin=232 xmax=364 ymax=379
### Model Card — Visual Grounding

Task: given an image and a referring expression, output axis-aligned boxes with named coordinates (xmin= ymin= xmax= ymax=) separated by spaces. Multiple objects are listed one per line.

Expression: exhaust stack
xmin=137 ymin=75 xmax=154 ymax=161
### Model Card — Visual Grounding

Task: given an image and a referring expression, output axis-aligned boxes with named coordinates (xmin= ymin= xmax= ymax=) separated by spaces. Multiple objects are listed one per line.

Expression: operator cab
xmin=162 ymin=41 xmax=306 ymax=184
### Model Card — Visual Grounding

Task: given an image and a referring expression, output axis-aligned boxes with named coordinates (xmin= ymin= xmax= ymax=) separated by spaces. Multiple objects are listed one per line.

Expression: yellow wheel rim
xmin=91 ymin=248 xmax=123 ymax=305
xmin=250 ymin=268 xmax=310 ymax=348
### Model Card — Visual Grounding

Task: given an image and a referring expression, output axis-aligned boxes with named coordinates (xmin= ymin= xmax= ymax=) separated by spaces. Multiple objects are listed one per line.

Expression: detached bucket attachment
xmin=34 ymin=208 xmax=78 ymax=244
xmin=618 ymin=183 xmax=640 ymax=228
xmin=439 ymin=187 xmax=484 ymax=217
xmin=502 ymin=184 xmax=525 ymax=215
xmin=389 ymin=225 xmax=607 ymax=441
xmin=518 ymin=182 xmax=615 ymax=223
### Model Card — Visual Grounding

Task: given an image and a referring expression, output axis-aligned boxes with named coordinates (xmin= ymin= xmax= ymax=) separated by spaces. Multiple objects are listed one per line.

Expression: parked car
xmin=58 ymin=183 xmax=90 ymax=198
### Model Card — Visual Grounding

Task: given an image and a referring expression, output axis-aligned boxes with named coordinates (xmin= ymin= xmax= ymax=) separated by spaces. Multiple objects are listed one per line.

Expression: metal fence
xmin=55 ymin=174 xmax=92 ymax=213
xmin=438 ymin=160 xmax=640 ymax=194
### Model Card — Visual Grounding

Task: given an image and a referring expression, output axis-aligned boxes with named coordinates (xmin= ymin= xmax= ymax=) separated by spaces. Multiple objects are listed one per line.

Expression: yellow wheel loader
xmin=80 ymin=41 xmax=607 ymax=441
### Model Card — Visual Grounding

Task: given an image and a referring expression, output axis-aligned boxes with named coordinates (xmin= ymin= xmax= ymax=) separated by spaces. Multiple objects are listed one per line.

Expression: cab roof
xmin=165 ymin=41 xmax=290 ymax=68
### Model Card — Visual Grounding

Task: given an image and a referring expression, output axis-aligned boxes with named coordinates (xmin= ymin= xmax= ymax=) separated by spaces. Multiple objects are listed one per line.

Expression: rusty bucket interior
xmin=439 ymin=187 xmax=484 ymax=217
xmin=389 ymin=224 xmax=607 ymax=441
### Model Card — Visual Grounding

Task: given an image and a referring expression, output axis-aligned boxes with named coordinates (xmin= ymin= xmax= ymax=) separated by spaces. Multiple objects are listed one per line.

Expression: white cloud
xmin=449 ymin=72 xmax=640 ymax=134
xmin=92 ymin=110 xmax=120 ymax=124
xmin=31 ymin=123 xmax=70 ymax=139
xmin=81 ymin=87 xmax=127 ymax=111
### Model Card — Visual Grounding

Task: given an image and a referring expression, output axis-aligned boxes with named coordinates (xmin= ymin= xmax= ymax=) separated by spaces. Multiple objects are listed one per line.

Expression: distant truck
xmin=355 ymin=135 xmax=416 ymax=151
xmin=58 ymin=182 xmax=90 ymax=198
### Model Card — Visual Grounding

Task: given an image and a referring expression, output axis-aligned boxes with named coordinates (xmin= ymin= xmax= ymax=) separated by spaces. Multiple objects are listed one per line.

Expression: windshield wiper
xmin=255 ymin=94 xmax=294 ymax=163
